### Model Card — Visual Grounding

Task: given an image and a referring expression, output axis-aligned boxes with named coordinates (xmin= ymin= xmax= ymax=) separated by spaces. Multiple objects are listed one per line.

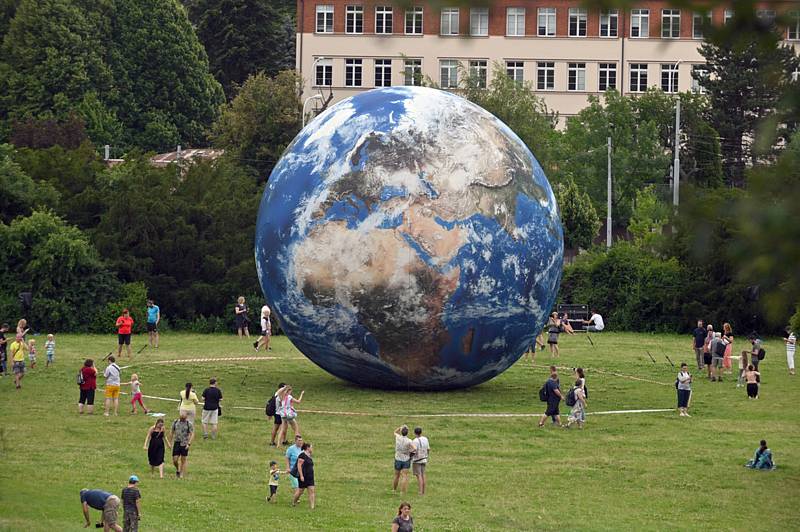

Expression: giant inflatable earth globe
xmin=255 ymin=86 xmax=563 ymax=390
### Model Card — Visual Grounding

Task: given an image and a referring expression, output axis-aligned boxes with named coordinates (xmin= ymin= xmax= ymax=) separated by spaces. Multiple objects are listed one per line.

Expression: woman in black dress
xmin=547 ymin=312 xmax=561 ymax=358
xmin=291 ymin=443 xmax=315 ymax=509
xmin=235 ymin=296 xmax=250 ymax=338
xmin=143 ymin=418 xmax=172 ymax=478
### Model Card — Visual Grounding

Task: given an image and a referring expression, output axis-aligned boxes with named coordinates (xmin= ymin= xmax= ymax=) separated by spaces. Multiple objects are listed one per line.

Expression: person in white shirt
xmin=584 ymin=309 xmax=605 ymax=332
xmin=392 ymin=425 xmax=413 ymax=494
xmin=254 ymin=305 xmax=272 ymax=352
xmin=411 ymin=427 xmax=430 ymax=495
xmin=103 ymin=356 xmax=122 ymax=417
xmin=784 ymin=327 xmax=796 ymax=376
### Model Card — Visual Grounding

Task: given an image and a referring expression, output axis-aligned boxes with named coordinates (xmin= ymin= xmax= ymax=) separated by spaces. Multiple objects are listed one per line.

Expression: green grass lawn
xmin=1 ymin=331 xmax=797 ymax=531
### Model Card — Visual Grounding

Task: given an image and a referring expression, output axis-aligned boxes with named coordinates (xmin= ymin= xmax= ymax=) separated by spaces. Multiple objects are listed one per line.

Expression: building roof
xmin=149 ymin=148 xmax=224 ymax=167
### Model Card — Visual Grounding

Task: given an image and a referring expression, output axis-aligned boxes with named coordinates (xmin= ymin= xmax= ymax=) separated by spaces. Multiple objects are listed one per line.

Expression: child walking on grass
xmin=27 ymin=338 xmax=37 ymax=369
xmin=737 ymin=351 xmax=748 ymax=388
xmin=266 ymin=461 xmax=284 ymax=503
xmin=45 ymin=334 xmax=55 ymax=367
xmin=128 ymin=374 xmax=149 ymax=414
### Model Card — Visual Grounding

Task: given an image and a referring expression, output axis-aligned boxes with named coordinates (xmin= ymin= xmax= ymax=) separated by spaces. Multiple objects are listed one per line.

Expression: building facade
xmin=296 ymin=1 xmax=800 ymax=121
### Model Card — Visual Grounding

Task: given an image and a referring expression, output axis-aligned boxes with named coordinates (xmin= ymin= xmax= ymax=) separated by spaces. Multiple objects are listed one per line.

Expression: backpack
xmin=290 ymin=462 xmax=299 ymax=478
xmin=565 ymin=386 xmax=577 ymax=407
xmin=265 ymin=395 xmax=277 ymax=417
xmin=538 ymin=384 xmax=549 ymax=402
xmin=76 ymin=368 xmax=85 ymax=386
xmin=583 ymin=384 xmax=589 ymax=399
xmin=714 ymin=341 xmax=727 ymax=356
xmin=758 ymin=348 xmax=766 ymax=360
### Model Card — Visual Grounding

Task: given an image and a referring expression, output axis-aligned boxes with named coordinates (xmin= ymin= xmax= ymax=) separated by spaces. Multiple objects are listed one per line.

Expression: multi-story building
xmin=296 ymin=1 xmax=800 ymax=122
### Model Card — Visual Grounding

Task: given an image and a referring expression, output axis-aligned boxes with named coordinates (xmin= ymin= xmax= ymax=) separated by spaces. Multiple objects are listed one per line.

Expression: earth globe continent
xmin=255 ymin=86 xmax=563 ymax=390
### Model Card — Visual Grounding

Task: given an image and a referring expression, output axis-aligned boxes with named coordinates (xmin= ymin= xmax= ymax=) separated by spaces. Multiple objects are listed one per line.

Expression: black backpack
xmin=76 ymin=368 xmax=84 ymax=386
xmin=565 ymin=386 xmax=577 ymax=407
xmin=714 ymin=341 xmax=727 ymax=356
xmin=265 ymin=395 xmax=277 ymax=417
xmin=758 ymin=348 xmax=766 ymax=360
xmin=290 ymin=462 xmax=299 ymax=478
xmin=538 ymin=385 xmax=549 ymax=402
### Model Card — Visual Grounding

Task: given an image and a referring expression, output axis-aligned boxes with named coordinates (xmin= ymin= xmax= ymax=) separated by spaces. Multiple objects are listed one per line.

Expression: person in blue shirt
xmin=285 ymin=434 xmax=304 ymax=491
xmin=745 ymin=440 xmax=775 ymax=470
xmin=80 ymin=488 xmax=121 ymax=531
xmin=146 ymin=300 xmax=160 ymax=349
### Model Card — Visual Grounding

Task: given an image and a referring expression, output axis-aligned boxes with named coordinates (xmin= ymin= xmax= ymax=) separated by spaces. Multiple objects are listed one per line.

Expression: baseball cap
xmin=129 ymin=475 xmax=139 ymax=483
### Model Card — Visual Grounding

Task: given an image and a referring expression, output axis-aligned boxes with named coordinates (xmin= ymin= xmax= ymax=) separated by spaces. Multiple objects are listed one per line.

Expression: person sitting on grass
xmin=79 ymin=489 xmax=121 ymax=531
xmin=745 ymin=440 xmax=775 ymax=470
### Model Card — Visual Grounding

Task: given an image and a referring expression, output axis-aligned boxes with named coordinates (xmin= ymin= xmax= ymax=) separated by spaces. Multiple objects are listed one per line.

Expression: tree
xmin=628 ymin=185 xmax=670 ymax=251
xmin=553 ymin=176 xmax=600 ymax=252
xmin=185 ymin=0 xmax=295 ymax=97
xmin=213 ymin=70 xmax=301 ymax=180
xmin=0 ymin=143 xmax=59 ymax=223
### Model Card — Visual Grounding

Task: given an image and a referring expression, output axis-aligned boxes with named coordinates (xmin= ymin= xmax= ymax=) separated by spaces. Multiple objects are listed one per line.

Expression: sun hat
xmin=129 ymin=475 xmax=139 ymax=483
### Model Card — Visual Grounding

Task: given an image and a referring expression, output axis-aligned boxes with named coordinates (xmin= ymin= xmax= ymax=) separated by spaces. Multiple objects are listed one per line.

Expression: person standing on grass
xmin=145 ymin=300 xmax=160 ymax=349
xmin=392 ymin=425 xmax=414 ymax=494
xmin=546 ymin=313 xmax=561 ymax=358
xmin=79 ymin=359 xmax=98 ymax=414
xmin=143 ymin=418 xmax=171 ymax=478
xmin=127 ymin=374 xmax=149 ymax=414
xmin=285 ymin=434 xmax=304 ymax=494
xmin=277 ymin=385 xmax=304 ymax=446
xmin=266 ymin=460 xmax=283 ymax=503
xmin=749 ymin=334 xmax=764 ymax=371
xmin=115 ymin=309 xmax=134 ymax=359
xmin=103 ymin=356 xmax=122 ymax=416
xmin=45 ymin=333 xmax=55 ymax=367
xmin=391 ymin=502 xmax=414 ymax=532
xmin=268 ymin=382 xmax=285 ymax=446
xmin=737 ymin=351 xmax=749 ymax=388
xmin=0 ymin=323 xmax=8 ymax=376
xmin=722 ymin=323 xmax=734 ymax=375
xmin=783 ymin=326 xmax=796 ymax=376
xmin=292 ymin=442 xmax=316 ymax=509
xmin=538 ymin=368 xmax=563 ymax=427
xmin=16 ymin=318 xmax=28 ymax=339
xmin=692 ymin=320 xmax=706 ymax=371
xmin=235 ymin=296 xmax=250 ymax=338
xmin=170 ymin=410 xmax=194 ymax=478
xmin=121 ymin=475 xmax=141 ymax=532
xmin=80 ymin=489 xmax=121 ymax=531
xmin=565 ymin=379 xmax=587 ymax=428
xmin=703 ymin=324 xmax=714 ymax=379
xmin=254 ymin=305 xmax=272 ymax=352
xmin=178 ymin=382 xmax=200 ymax=423
xmin=745 ymin=364 xmax=760 ymax=399
xmin=676 ymin=363 xmax=692 ymax=417
xmin=573 ymin=367 xmax=588 ymax=425
xmin=201 ymin=378 xmax=223 ymax=440
xmin=709 ymin=332 xmax=725 ymax=382
xmin=10 ymin=334 xmax=27 ymax=389
xmin=411 ymin=427 xmax=430 ymax=495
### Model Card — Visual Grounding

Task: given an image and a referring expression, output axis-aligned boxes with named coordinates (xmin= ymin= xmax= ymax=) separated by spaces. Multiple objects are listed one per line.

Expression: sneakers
xmin=176 ymin=471 xmax=181 ymax=478
xmin=269 ymin=442 xmax=276 ymax=447
xmin=203 ymin=433 xmax=209 ymax=439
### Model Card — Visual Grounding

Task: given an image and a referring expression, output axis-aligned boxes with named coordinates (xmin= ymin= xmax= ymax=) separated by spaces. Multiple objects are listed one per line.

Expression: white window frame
xmin=568 ymin=8 xmax=587 ymax=37
xmin=568 ymin=63 xmax=586 ymax=91
xmin=346 ymin=5 xmax=364 ymax=34
xmin=315 ymin=5 xmax=334 ymax=34
xmin=788 ymin=11 xmax=800 ymax=40
xmin=661 ymin=64 xmax=679 ymax=93
xmin=470 ymin=7 xmax=488 ymax=36
xmin=600 ymin=9 xmax=618 ymax=37
xmin=404 ymin=59 xmax=422 ymax=86
xmin=724 ymin=10 xmax=734 ymax=25
xmin=631 ymin=9 xmax=649 ymax=38
xmin=441 ymin=7 xmax=460 ymax=36
xmin=375 ymin=6 xmax=393 ymax=34
xmin=374 ymin=59 xmax=392 ymax=87
xmin=599 ymin=63 xmax=617 ymax=91
xmin=405 ymin=7 xmax=423 ymax=35
xmin=506 ymin=61 xmax=524 ymax=84
xmin=506 ymin=7 xmax=526 ymax=37
xmin=692 ymin=11 xmax=711 ymax=39
xmin=345 ymin=58 xmax=363 ymax=87
xmin=691 ymin=65 xmax=707 ymax=94
xmin=792 ymin=66 xmax=800 ymax=83
xmin=661 ymin=9 xmax=680 ymax=39
xmin=630 ymin=63 xmax=648 ymax=92
xmin=537 ymin=7 xmax=556 ymax=37
xmin=440 ymin=59 xmax=459 ymax=88
xmin=314 ymin=58 xmax=333 ymax=87
xmin=537 ymin=62 xmax=555 ymax=90
xmin=469 ymin=60 xmax=488 ymax=88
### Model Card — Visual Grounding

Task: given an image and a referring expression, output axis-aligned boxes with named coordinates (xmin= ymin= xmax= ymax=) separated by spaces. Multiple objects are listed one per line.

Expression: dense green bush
xmin=88 ymin=282 xmax=148 ymax=335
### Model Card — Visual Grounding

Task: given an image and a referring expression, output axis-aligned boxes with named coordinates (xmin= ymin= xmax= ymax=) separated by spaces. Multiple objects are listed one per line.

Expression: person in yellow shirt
xmin=178 ymin=383 xmax=200 ymax=422
xmin=10 ymin=334 xmax=27 ymax=389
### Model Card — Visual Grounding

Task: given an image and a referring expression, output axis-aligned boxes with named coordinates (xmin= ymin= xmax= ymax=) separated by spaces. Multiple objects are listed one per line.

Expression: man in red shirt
xmin=116 ymin=309 xmax=134 ymax=359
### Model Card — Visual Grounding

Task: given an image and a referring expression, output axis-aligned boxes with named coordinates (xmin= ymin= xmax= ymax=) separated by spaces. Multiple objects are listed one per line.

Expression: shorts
xmin=269 ymin=485 xmax=278 ymax=496
xmin=290 ymin=475 xmax=299 ymax=489
xmin=273 ymin=414 xmax=282 ymax=425
xmin=105 ymin=385 xmax=120 ymax=398
xmin=123 ymin=512 xmax=139 ymax=532
xmin=103 ymin=496 xmax=120 ymax=525
xmin=118 ymin=333 xmax=131 ymax=345
xmin=282 ymin=414 xmax=296 ymax=422
xmin=412 ymin=462 xmax=427 ymax=475
xmin=547 ymin=332 xmax=559 ymax=344
xmin=712 ymin=356 xmax=724 ymax=368
xmin=545 ymin=400 xmax=560 ymax=417
xmin=202 ymin=408 xmax=219 ymax=425
xmin=28 ymin=354 xmax=36 ymax=362
xmin=12 ymin=361 xmax=25 ymax=375
xmin=677 ymin=389 xmax=691 ymax=408
xmin=146 ymin=322 xmax=158 ymax=332
xmin=703 ymin=353 xmax=712 ymax=365
xmin=587 ymin=325 xmax=602 ymax=332
xmin=747 ymin=383 xmax=758 ymax=398
xmin=172 ymin=443 xmax=190 ymax=457
xmin=79 ymin=388 xmax=96 ymax=405
xmin=394 ymin=459 xmax=411 ymax=471
xmin=47 ymin=353 xmax=54 ymax=362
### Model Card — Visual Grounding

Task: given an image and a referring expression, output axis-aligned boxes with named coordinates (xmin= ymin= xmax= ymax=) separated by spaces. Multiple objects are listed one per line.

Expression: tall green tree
xmin=553 ymin=176 xmax=600 ymax=252
xmin=0 ymin=143 xmax=59 ymax=223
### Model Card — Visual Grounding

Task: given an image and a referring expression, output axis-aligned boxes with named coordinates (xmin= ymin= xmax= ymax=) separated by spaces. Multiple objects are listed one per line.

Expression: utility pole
xmin=673 ymin=97 xmax=681 ymax=207
xmin=607 ymin=136 xmax=612 ymax=248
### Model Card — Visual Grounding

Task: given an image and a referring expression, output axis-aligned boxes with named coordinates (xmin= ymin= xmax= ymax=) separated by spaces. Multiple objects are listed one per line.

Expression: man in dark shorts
xmin=201 ymin=378 xmax=223 ymax=440
xmin=115 ymin=309 xmax=133 ymax=359
xmin=171 ymin=410 xmax=195 ymax=478
xmin=146 ymin=300 xmax=160 ymax=349
xmin=80 ymin=488 xmax=121 ymax=531
xmin=692 ymin=320 xmax=706 ymax=371
xmin=538 ymin=368 xmax=564 ymax=427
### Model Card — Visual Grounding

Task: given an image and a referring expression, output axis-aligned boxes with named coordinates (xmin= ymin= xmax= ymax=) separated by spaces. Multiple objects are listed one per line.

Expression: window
xmin=404 ymin=59 xmax=422 ymax=86
xmin=661 ymin=9 xmax=680 ymax=38
xmin=630 ymin=63 xmax=648 ymax=92
xmin=537 ymin=62 xmax=554 ymax=90
xmin=631 ymin=9 xmax=649 ymax=38
xmin=756 ymin=10 xmax=775 ymax=26
xmin=691 ymin=65 xmax=707 ymax=93
xmin=345 ymin=58 xmax=362 ymax=87
xmin=375 ymin=6 xmax=393 ymax=34
xmin=469 ymin=60 xmax=487 ymax=88
xmin=600 ymin=9 xmax=618 ymax=37
xmin=789 ymin=12 xmax=800 ymax=40
xmin=405 ymin=7 xmax=423 ymax=34
xmin=537 ymin=7 xmax=556 ymax=36
xmin=506 ymin=8 xmax=525 ymax=36
xmin=569 ymin=8 xmax=587 ymax=37
xmin=568 ymin=63 xmax=586 ymax=91
xmin=375 ymin=59 xmax=392 ymax=87
xmin=792 ymin=66 xmax=800 ymax=83
xmin=470 ymin=8 xmax=488 ymax=36
xmin=724 ymin=10 xmax=734 ymax=25
xmin=599 ymin=63 xmax=617 ymax=91
xmin=506 ymin=61 xmax=524 ymax=84
xmin=346 ymin=5 xmax=363 ymax=34
xmin=440 ymin=59 xmax=459 ymax=88
xmin=314 ymin=58 xmax=332 ymax=87
xmin=441 ymin=8 xmax=460 ymax=35
xmin=693 ymin=11 xmax=711 ymax=39
xmin=661 ymin=64 xmax=679 ymax=93
xmin=315 ymin=5 xmax=333 ymax=33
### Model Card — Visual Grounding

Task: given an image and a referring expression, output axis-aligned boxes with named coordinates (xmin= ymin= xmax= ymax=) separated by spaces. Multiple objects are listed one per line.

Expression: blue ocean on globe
xmin=255 ymin=86 xmax=563 ymax=390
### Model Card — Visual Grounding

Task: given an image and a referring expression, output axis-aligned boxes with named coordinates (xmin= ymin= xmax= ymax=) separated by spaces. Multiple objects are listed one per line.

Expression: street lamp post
xmin=302 ymin=94 xmax=323 ymax=128
xmin=672 ymin=60 xmax=682 ymax=208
